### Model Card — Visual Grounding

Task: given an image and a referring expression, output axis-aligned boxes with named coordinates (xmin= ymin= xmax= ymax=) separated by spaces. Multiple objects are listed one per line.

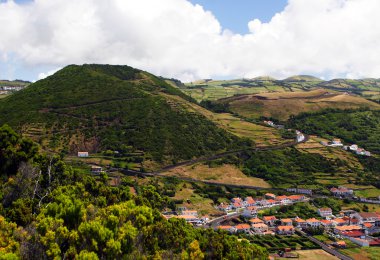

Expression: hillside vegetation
xmin=0 ymin=65 xmax=245 ymax=168
xmin=0 ymin=124 xmax=268 ymax=259
xmin=216 ymin=89 xmax=380 ymax=120
xmin=288 ymin=109 xmax=380 ymax=153
xmin=181 ymin=76 xmax=380 ymax=103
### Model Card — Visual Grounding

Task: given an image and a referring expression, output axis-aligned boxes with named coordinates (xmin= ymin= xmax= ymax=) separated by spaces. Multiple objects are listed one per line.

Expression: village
xmin=213 ymin=192 xmax=380 ymax=248
xmin=158 ymin=186 xmax=380 ymax=258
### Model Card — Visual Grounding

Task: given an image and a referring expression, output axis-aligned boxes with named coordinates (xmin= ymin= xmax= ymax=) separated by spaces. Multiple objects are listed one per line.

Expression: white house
xmin=318 ymin=207 xmax=333 ymax=218
xmin=252 ymin=223 xmax=269 ymax=234
xmin=78 ymin=152 xmax=89 ymax=157
xmin=306 ymin=218 xmax=321 ymax=228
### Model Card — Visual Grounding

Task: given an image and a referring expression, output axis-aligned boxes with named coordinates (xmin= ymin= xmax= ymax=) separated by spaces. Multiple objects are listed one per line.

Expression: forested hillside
xmin=287 ymin=109 xmax=380 ymax=153
xmin=0 ymin=65 xmax=246 ymax=167
xmin=0 ymin=125 xmax=268 ymax=259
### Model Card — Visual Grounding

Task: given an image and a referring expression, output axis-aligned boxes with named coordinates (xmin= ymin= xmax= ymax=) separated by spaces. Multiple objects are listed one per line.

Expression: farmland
xmin=161 ymin=93 xmax=286 ymax=146
xmin=217 ymin=89 xmax=380 ymax=121
xmin=247 ymin=234 xmax=320 ymax=252
xmin=161 ymin=163 xmax=271 ymax=188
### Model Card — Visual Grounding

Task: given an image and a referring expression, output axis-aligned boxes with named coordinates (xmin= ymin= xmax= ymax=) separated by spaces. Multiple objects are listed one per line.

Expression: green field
xmin=248 ymin=234 xmax=319 ymax=252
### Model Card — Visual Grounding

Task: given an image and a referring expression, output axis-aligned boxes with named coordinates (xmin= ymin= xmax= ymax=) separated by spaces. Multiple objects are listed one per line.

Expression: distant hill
xmin=182 ymin=76 xmax=380 ymax=102
xmin=214 ymin=89 xmax=380 ymax=121
xmin=0 ymin=64 xmax=244 ymax=168
xmin=283 ymin=75 xmax=322 ymax=82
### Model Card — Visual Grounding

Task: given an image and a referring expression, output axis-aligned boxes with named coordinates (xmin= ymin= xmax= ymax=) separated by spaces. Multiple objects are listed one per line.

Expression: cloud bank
xmin=0 ymin=0 xmax=380 ymax=81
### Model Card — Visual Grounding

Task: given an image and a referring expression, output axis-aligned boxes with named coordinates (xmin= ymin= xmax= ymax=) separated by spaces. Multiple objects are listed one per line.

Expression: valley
xmin=1 ymin=66 xmax=380 ymax=260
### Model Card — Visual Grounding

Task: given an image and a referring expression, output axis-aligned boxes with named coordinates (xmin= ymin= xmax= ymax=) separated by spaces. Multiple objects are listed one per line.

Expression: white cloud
xmin=37 ymin=67 xmax=61 ymax=81
xmin=0 ymin=0 xmax=380 ymax=81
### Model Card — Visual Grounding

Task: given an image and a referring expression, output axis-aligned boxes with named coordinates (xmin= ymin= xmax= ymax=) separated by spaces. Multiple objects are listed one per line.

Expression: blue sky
xmin=189 ymin=0 xmax=287 ymax=34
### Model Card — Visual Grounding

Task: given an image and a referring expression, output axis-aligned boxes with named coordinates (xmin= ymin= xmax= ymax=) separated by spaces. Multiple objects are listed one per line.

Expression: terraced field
xmin=219 ymin=89 xmax=380 ymax=120
xmin=161 ymin=93 xmax=286 ymax=146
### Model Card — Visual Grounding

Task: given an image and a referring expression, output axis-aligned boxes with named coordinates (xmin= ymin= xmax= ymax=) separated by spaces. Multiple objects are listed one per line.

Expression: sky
xmin=0 ymin=0 xmax=380 ymax=82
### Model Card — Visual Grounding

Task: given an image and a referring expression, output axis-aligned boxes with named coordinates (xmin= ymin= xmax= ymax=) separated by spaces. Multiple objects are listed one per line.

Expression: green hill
xmin=0 ymin=64 xmax=244 ymax=168
xmin=283 ymin=75 xmax=322 ymax=82
xmin=182 ymin=76 xmax=380 ymax=102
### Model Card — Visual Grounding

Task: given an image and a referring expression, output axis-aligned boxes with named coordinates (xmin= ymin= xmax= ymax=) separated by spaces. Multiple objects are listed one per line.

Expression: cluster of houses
xmin=163 ymin=207 xmax=208 ymax=226
xmin=321 ymin=138 xmax=371 ymax=156
xmin=0 ymin=85 xmax=25 ymax=95
xmin=315 ymin=209 xmax=380 ymax=247
xmin=217 ymin=193 xmax=309 ymax=215
xmin=217 ymin=203 xmax=380 ymax=246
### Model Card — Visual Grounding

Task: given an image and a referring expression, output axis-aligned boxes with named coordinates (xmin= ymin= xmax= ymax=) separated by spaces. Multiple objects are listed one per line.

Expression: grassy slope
xmin=160 ymin=93 xmax=286 ymax=146
xmin=0 ymin=64 xmax=243 ymax=168
xmin=161 ymin=163 xmax=271 ymax=188
xmin=180 ymin=77 xmax=380 ymax=102
xmin=218 ymin=89 xmax=380 ymax=121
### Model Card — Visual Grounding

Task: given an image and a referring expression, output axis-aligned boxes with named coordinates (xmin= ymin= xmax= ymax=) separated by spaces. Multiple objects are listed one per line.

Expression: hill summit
xmin=0 ymin=64 xmax=242 ymax=167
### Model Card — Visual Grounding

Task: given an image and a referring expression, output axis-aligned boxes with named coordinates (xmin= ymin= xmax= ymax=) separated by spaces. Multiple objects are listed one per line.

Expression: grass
xmin=340 ymin=247 xmax=380 ymax=260
xmin=296 ymin=136 xmax=363 ymax=170
xmin=354 ymin=189 xmax=380 ymax=198
xmin=0 ymin=94 xmax=8 ymax=99
xmin=223 ymin=90 xmax=380 ymax=120
xmin=161 ymin=93 xmax=286 ymax=146
xmin=172 ymin=182 xmax=221 ymax=216
xmin=249 ymin=234 xmax=319 ymax=251
xmin=161 ymin=163 xmax=271 ymax=188
xmin=291 ymin=249 xmax=339 ymax=260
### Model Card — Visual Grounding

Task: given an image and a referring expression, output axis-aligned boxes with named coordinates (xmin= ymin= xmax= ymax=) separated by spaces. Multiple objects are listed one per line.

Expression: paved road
xmin=120 ymin=133 xmax=309 ymax=190
xmin=299 ymin=231 xmax=352 ymax=260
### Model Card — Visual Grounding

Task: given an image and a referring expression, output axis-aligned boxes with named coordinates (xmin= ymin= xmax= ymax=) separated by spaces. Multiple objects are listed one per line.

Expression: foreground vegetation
xmin=0 ymin=125 xmax=268 ymax=259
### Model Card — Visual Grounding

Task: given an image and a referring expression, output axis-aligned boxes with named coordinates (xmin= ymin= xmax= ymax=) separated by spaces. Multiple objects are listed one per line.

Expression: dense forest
xmin=0 ymin=124 xmax=268 ymax=259
xmin=240 ymin=148 xmax=341 ymax=186
xmin=287 ymin=108 xmax=380 ymax=153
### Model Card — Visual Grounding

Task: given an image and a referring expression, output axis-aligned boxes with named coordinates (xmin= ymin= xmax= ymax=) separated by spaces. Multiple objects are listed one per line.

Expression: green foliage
xmin=312 ymin=198 xmax=342 ymax=214
xmin=0 ymin=125 xmax=38 ymax=178
xmin=241 ymin=148 xmax=338 ymax=186
xmin=0 ymin=125 xmax=268 ymax=259
xmin=0 ymin=65 xmax=243 ymax=165
xmin=288 ymin=109 xmax=380 ymax=153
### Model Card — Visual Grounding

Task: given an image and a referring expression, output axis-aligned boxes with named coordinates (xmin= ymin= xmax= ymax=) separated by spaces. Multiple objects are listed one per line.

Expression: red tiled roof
xmin=364 ymin=223 xmax=373 ymax=228
xmin=306 ymin=218 xmax=320 ymax=223
xmin=335 ymin=225 xmax=362 ymax=231
xmin=236 ymin=224 xmax=250 ymax=230
xmin=277 ymin=226 xmax=294 ymax=231
xmin=281 ymin=218 xmax=293 ymax=223
xmin=359 ymin=212 xmax=380 ymax=219
xmin=249 ymin=218 xmax=264 ymax=223
xmin=218 ymin=225 xmax=233 ymax=230
xmin=333 ymin=218 xmax=347 ymax=224
xmin=341 ymin=230 xmax=365 ymax=237
xmin=263 ymin=216 xmax=277 ymax=221
xmin=288 ymin=195 xmax=303 ymax=200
